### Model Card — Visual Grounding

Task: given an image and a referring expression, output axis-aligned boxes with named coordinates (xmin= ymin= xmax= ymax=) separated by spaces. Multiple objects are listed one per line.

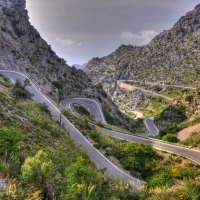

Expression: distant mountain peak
xmin=72 ymin=63 xmax=87 ymax=69
xmin=195 ymin=4 xmax=200 ymax=10
xmin=0 ymin=0 xmax=130 ymax=125
xmin=85 ymin=4 xmax=200 ymax=92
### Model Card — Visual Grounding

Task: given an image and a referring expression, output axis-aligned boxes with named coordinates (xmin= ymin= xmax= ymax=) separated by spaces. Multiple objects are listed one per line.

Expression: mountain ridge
xmin=0 ymin=0 xmax=138 ymax=129
xmin=84 ymin=4 xmax=200 ymax=92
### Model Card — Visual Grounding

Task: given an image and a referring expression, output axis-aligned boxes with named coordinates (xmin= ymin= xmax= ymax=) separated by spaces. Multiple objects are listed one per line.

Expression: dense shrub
xmin=147 ymin=171 xmax=173 ymax=188
xmin=103 ymin=108 xmax=122 ymax=126
xmin=52 ymin=81 xmax=63 ymax=90
xmin=114 ymin=142 xmax=160 ymax=179
xmin=64 ymin=156 xmax=102 ymax=200
xmin=171 ymin=104 xmax=186 ymax=116
xmin=162 ymin=134 xmax=179 ymax=143
xmin=159 ymin=122 xmax=179 ymax=137
xmin=95 ymin=84 xmax=108 ymax=98
xmin=0 ymin=127 xmax=23 ymax=158
xmin=21 ymin=150 xmax=54 ymax=188
xmin=0 ymin=75 xmax=13 ymax=87
xmin=185 ymin=94 xmax=195 ymax=102
xmin=12 ymin=80 xmax=32 ymax=99
xmin=72 ymin=104 xmax=91 ymax=117
xmin=36 ymin=103 xmax=51 ymax=115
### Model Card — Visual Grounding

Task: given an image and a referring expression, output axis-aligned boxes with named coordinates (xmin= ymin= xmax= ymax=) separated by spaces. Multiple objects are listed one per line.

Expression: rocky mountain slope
xmin=85 ymin=4 xmax=200 ymax=96
xmin=84 ymin=4 xmax=200 ymax=124
xmin=0 ymin=0 xmax=91 ymax=99
xmin=0 ymin=0 xmax=136 ymax=128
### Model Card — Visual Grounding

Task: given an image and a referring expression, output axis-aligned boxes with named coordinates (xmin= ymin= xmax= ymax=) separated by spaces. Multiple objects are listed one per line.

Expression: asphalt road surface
xmin=61 ymin=98 xmax=159 ymax=137
xmin=0 ymin=70 xmax=144 ymax=189
xmin=98 ymin=127 xmax=200 ymax=165
xmin=60 ymin=98 xmax=106 ymax=124
xmin=1 ymin=70 xmax=199 ymax=189
xmin=61 ymin=98 xmax=200 ymax=165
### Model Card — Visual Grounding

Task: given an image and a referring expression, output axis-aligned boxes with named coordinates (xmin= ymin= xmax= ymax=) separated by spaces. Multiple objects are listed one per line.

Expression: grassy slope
xmin=126 ymin=82 xmax=200 ymax=147
xmin=1 ymin=77 xmax=199 ymax=200
xmin=62 ymin=109 xmax=200 ymax=200
xmin=139 ymin=97 xmax=169 ymax=118
xmin=0 ymin=78 xmax=144 ymax=200
xmin=180 ymin=132 xmax=200 ymax=148
xmin=0 ymin=84 xmax=86 ymax=198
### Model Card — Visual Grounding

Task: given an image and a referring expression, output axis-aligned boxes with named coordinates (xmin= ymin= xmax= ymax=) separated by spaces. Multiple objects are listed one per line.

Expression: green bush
xmin=0 ymin=127 xmax=23 ymax=158
xmin=95 ymin=84 xmax=107 ymax=98
xmin=12 ymin=80 xmax=32 ymax=99
xmin=114 ymin=142 xmax=160 ymax=179
xmin=72 ymin=103 xmax=91 ymax=118
xmin=147 ymin=171 xmax=173 ymax=188
xmin=0 ymin=154 xmax=21 ymax=177
xmin=171 ymin=104 xmax=186 ymax=116
xmin=52 ymin=81 xmax=63 ymax=90
xmin=116 ymin=190 xmax=144 ymax=200
xmin=35 ymin=103 xmax=51 ymax=115
xmin=162 ymin=134 xmax=179 ymax=143
xmin=64 ymin=156 xmax=101 ymax=200
xmin=103 ymin=108 xmax=122 ymax=126
xmin=0 ymin=75 xmax=13 ymax=87
xmin=21 ymin=150 xmax=54 ymax=188
xmin=185 ymin=94 xmax=194 ymax=102
xmin=174 ymin=166 xmax=197 ymax=180
xmin=159 ymin=123 xmax=179 ymax=137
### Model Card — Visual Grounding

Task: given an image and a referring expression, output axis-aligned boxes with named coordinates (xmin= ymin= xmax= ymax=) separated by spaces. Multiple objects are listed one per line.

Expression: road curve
xmin=61 ymin=98 xmax=200 ymax=165
xmin=143 ymin=118 xmax=159 ymax=136
xmin=123 ymin=80 xmax=196 ymax=90
xmin=60 ymin=98 xmax=106 ymax=124
xmin=60 ymin=98 xmax=159 ymax=137
xmin=117 ymin=80 xmax=173 ymax=101
xmin=0 ymin=70 xmax=144 ymax=189
xmin=98 ymin=127 xmax=200 ymax=165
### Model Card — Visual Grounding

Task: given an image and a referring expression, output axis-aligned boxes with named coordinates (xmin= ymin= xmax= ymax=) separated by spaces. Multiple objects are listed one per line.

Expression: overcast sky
xmin=26 ymin=0 xmax=200 ymax=65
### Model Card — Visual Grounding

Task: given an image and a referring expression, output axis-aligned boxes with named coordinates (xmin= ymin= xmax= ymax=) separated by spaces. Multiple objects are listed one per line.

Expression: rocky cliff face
xmin=85 ymin=4 xmax=200 ymax=95
xmin=0 ymin=0 xmax=135 ymax=127
xmin=0 ymin=0 xmax=91 ymax=99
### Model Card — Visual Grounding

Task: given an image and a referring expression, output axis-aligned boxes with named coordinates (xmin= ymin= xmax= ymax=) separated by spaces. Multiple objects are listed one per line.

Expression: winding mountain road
xmin=60 ymin=98 xmax=107 ymax=124
xmin=61 ymin=98 xmax=159 ymax=136
xmin=98 ymin=127 xmax=200 ymax=164
xmin=123 ymin=80 xmax=196 ymax=90
xmin=0 ymin=70 xmax=144 ymax=189
xmin=117 ymin=80 xmax=173 ymax=101
xmin=1 ymin=70 xmax=199 ymax=190
xmin=60 ymin=95 xmax=200 ymax=165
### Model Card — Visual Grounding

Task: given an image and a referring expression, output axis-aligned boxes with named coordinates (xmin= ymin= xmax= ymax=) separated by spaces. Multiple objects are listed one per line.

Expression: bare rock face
xmin=84 ymin=4 xmax=200 ymax=113
xmin=0 ymin=0 xmax=93 ymax=99
xmin=0 ymin=0 xmax=134 ymax=127
xmin=155 ymin=104 xmax=187 ymax=129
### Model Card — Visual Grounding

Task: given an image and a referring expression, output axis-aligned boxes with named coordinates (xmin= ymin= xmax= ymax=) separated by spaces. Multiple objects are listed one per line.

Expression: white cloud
xmin=56 ymin=37 xmax=82 ymax=47
xmin=121 ymin=30 xmax=158 ymax=45
xmin=121 ymin=32 xmax=135 ymax=40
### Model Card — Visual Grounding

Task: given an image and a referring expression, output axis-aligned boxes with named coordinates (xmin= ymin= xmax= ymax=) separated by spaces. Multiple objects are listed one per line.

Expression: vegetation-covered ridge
xmin=62 ymin=108 xmax=200 ymax=200
xmin=0 ymin=77 xmax=145 ymax=200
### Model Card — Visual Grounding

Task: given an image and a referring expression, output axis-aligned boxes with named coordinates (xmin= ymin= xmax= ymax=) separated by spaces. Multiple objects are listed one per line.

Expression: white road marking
xmin=0 ymin=70 xmax=144 ymax=187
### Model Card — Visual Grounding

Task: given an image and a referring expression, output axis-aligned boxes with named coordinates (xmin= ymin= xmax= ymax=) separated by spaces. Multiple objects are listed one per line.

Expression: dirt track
xmin=177 ymin=123 xmax=200 ymax=140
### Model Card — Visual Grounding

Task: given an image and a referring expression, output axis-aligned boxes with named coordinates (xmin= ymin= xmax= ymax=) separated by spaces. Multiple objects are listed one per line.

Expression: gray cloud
xmin=26 ymin=0 xmax=200 ymax=65
xmin=56 ymin=37 xmax=82 ymax=47
xmin=121 ymin=30 xmax=158 ymax=45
